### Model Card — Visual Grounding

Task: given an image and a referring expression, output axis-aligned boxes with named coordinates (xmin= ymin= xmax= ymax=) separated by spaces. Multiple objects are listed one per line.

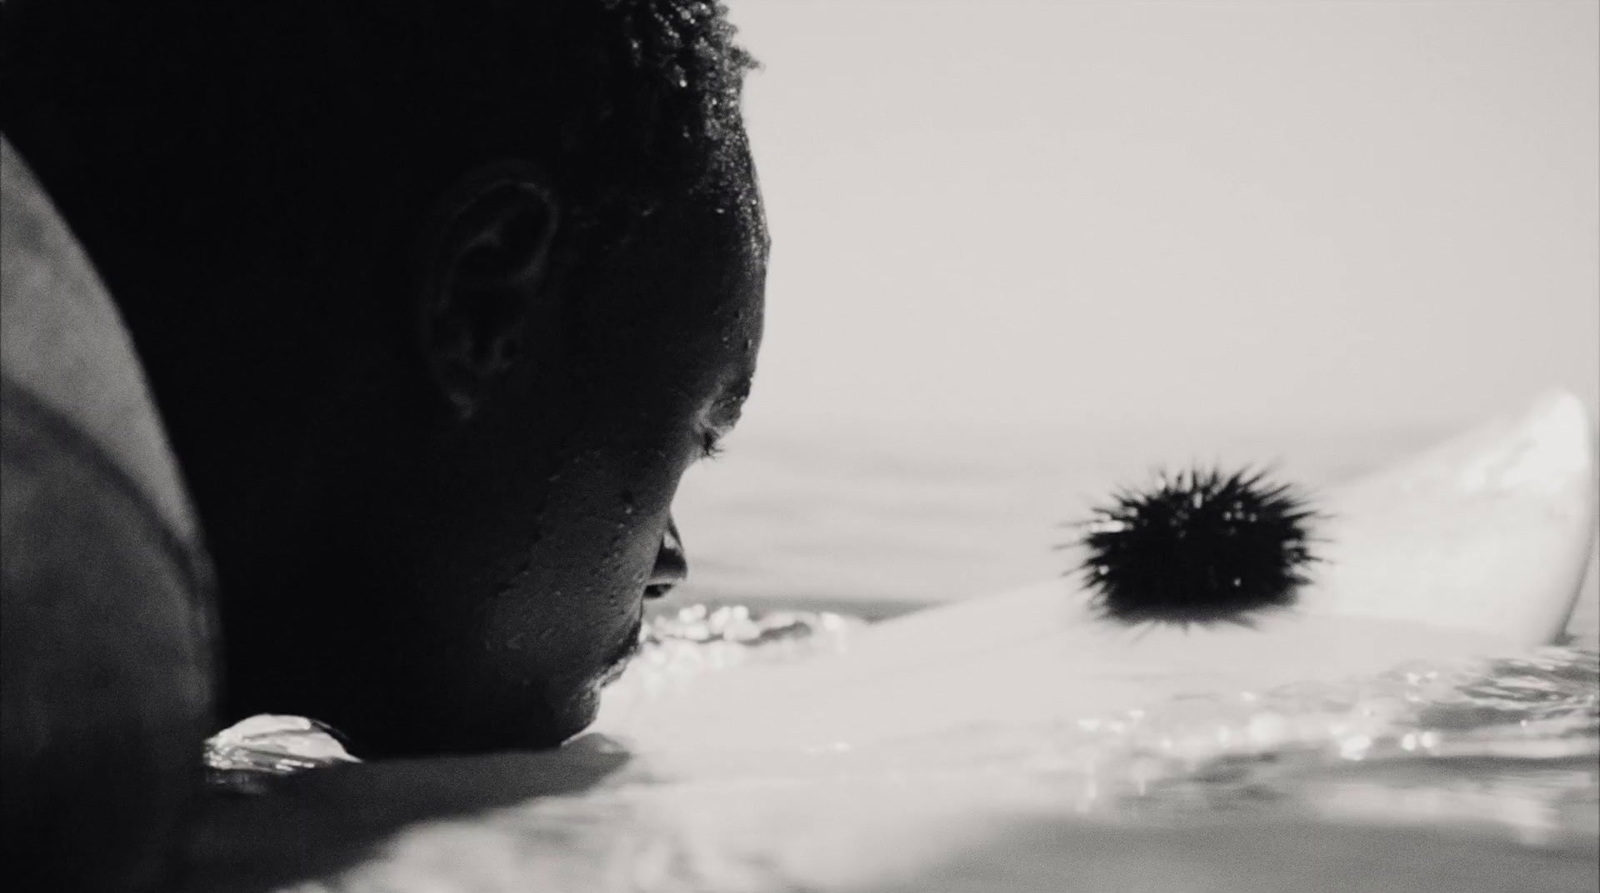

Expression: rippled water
xmin=209 ymin=603 xmax=1599 ymax=850
xmin=625 ymin=608 xmax=1598 ymax=841
xmin=203 ymin=426 xmax=1599 ymax=887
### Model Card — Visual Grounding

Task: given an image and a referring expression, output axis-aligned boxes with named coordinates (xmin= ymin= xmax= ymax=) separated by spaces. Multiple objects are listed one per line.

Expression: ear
xmin=416 ymin=161 xmax=559 ymax=420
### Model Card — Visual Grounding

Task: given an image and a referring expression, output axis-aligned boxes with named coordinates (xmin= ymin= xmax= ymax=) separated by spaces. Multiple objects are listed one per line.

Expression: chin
xmin=545 ymin=611 xmax=642 ymax=742
xmin=547 ymin=684 xmax=604 ymax=746
xmin=549 ymin=636 xmax=638 ymax=745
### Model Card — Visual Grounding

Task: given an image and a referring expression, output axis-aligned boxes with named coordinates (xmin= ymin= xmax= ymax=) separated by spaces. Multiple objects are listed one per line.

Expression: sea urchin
xmin=1072 ymin=467 xmax=1320 ymax=626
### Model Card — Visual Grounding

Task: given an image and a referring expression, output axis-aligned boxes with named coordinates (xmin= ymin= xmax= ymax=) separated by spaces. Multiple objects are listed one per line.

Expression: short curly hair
xmin=0 ymin=0 xmax=757 ymax=252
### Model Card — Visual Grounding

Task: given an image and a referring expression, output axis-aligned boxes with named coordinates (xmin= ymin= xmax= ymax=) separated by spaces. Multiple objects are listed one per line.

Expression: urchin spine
xmin=1072 ymin=467 xmax=1320 ymax=626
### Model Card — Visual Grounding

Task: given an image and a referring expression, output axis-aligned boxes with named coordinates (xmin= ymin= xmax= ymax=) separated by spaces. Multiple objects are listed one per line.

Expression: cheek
xmin=487 ymin=443 xmax=687 ymax=649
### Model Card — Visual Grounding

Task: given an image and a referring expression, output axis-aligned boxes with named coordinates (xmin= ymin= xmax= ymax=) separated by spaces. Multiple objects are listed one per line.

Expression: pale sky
xmin=727 ymin=0 xmax=1599 ymax=438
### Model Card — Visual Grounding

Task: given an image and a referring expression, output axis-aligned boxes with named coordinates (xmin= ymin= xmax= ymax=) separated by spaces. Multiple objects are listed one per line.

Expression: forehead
xmin=570 ymin=137 xmax=766 ymax=395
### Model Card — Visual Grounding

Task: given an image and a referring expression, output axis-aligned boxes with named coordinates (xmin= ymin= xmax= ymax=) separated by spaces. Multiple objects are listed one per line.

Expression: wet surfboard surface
xmin=592 ymin=391 xmax=1597 ymax=755
xmin=190 ymin=392 xmax=1599 ymax=892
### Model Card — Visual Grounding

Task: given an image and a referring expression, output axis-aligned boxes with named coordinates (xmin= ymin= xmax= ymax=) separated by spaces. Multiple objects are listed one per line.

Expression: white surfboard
xmin=594 ymin=391 xmax=1598 ymax=755
xmin=192 ymin=394 xmax=1598 ymax=893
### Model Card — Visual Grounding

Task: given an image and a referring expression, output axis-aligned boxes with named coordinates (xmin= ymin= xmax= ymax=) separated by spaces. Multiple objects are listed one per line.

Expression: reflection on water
xmin=208 ymin=603 xmax=1599 ymax=853
xmin=610 ymin=604 xmax=862 ymax=704
xmin=1081 ymin=648 xmax=1598 ymax=846
xmin=612 ymin=608 xmax=1598 ymax=845
xmin=200 ymin=424 xmax=1598 ymax=886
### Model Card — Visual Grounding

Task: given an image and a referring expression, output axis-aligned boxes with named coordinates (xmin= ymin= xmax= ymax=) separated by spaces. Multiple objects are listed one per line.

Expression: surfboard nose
xmin=1305 ymin=390 xmax=1598 ymax=646
xmin=593 ymin=392 xmax=1598 ymax=754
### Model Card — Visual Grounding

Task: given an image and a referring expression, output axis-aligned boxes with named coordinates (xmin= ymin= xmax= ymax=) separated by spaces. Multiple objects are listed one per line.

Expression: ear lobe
xmin=418 ymin=165 xmax=559 ymax=420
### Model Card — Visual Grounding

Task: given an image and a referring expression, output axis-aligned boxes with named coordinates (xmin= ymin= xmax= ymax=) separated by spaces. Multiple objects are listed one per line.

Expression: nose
xmin=645 ymin=519 xmax=687 ymax=599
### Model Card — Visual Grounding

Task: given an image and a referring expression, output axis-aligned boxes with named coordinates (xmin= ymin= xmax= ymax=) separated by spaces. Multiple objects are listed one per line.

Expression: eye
xmin=699 ymin=428 xmax=726 ymax=461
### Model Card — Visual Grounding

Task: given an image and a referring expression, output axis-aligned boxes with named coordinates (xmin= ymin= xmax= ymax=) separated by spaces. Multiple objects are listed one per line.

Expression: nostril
xmin=646 ymin=520 xmax=688 ymax=596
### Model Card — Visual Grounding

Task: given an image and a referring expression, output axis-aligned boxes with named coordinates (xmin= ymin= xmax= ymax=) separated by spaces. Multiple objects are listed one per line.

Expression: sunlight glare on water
xmin=203 ymin=423 xmax=1598 ymax=888
xmin=208 ymin=604 xmax=1599 ymax=852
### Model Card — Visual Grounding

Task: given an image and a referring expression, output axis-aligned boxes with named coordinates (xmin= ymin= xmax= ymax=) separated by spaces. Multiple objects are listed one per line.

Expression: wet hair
xmin=0 ymin=0 xmax=757 ymax=257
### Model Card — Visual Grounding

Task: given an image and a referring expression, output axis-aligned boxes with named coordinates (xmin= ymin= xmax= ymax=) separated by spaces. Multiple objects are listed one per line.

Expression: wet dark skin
xmin=193 ymin=147 xmax=767 ymax=755
xmin=217 ymin=150 xmax=770 ymax=754
xmin=1 ymin=1 xmax=768 ymax=759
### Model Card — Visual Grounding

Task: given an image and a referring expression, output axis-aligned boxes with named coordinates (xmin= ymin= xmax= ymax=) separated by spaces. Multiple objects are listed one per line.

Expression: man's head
xmin=1 ymin=0 xmax=767 ymax=754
